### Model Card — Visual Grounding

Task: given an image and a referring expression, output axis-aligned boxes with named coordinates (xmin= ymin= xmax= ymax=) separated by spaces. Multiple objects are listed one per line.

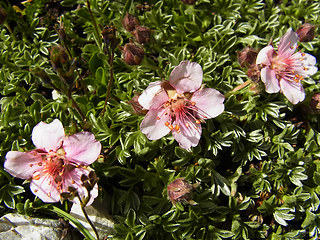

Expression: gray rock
xmin=0 ymin=213 xmax=65 ymax=240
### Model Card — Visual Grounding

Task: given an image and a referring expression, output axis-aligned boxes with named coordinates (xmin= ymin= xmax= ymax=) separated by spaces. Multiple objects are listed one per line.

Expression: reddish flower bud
xmin=101 ymin=25 xmax=120 ymax=51
xmin=310 ymin=93 xmax=320 ymax=113
xmin=167 ymin=178 xmax=196 ymax=205
xmin=122 ymin=12 xmax=140 ymax=32
xmin=296 ymin=23 xmax=315 ymax=42
xmin=133 ymin=26 xmax=151 ymax=44
xmin=122 ymin=43 xmax=144 ymax=65
xmin=128 ymin=94 xmax=148 ymax=115
xmin=181 ymin=0 xmax=197 ymax=5
xmin=237 ymin=47 xmax=259 ymax=68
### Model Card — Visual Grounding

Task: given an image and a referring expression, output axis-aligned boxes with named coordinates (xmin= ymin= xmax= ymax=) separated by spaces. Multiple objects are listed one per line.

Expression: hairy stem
xmin=86 ymin=0 xmax=102 ymax=48
xmin=101 ymin=50 xmax=114 ymax=116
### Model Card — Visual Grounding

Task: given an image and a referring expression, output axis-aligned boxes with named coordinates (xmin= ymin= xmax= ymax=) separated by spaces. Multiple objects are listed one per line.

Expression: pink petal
xmin=148 ymin=90 xmax=169 ymax=110
xmin=261 ymin=67 xmax=280 ymax=93
xmin=4 ymin=151 xmax=43 ymax=179
xmin=169 ymin=61 xmax=203 ymax=94
xmin=172 ymin=118 xmax=201 ymax=149
xmin=191 ymin=88 xmax=225 ymax=119
xmin=256 ymin=45 xmax=274 ymax=65
xmin=280 ymin=79 xmax=305 ymax=104
xmin=32 ymin=119 xmax=65 ymax=152
xmin=292 ymin=52 xmax=318 ymax=77
xmin=64 ymin=167 xmax=98 ymax=206
xmin=278 ymin=28 xmax=298 ymax=57
xmin=140 ymin=108 xmax=171 ymax=140
xmin=30 ymin=173 xmax=60 ymax=202
xmin=63 ymin=132 xmax=102 ymax=166
xmin=138 ymin=81 xmax=163 ymax=109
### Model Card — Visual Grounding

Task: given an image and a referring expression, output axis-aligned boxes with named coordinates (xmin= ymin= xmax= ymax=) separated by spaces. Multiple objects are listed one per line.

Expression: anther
xmin=156 ymin=117 xmax=160 ymax=120
xmin=191 ymin=102 xmax=196 ymax=106
xmin=33 ymin=152 xmax=37 ymax=156
xmin=47 ymin=192 xmax=51 ymax=197
xmin=71 ymin=180 xmax=75 ymax=184
xmin=185 ymin=123 xmax=190 ymax=128
xmin=165 ymin=122 xmax=170 ymax=126
xmin=38 ymin=162 xmax=42 ymax=166
xmin=290 ymin=46 xmax=294 ymax=49
xmin=175 ymin=125 xmax=180 ymax=131
xmin=29 ymin=164 xmax=33 ymax=167
xmin=34 ymin=189 xmax=38 ymax=193
xmin=33 ymin=175 xmax=40 ymax=180
xmin=169 ymin=125 xmax=173 ymax=130
xmin=301 ymin=53 xmax=306 ymax=56
xmin=300 ymin=57 xmax=304 ymax=61
xmin=59 ymin=171 xmax=63 ymax=176
xmin=195 ymin=120 xmax=201 ymax=124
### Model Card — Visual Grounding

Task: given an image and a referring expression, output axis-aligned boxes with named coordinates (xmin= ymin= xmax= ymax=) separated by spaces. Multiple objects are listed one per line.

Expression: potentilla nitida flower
xmin=4 ymin=119 xmax=101 ymax=205
xmin=138 ymin=60 xmax=225 ymax=149
xmin=256 ymin=28 xmax=317 ymax=104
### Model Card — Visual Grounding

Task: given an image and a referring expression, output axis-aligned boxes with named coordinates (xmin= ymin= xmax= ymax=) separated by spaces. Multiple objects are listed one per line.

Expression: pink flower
xmin=256 ymin=28 xmax=317 ymax=104
xmin=4 ymin=119 xmax=101 ymax=205
xmin=138 ymin=60 xmax=225 ymax=149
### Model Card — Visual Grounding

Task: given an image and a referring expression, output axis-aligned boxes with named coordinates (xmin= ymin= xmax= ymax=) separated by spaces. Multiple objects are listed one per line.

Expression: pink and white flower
xmin=256 ymin=28 xmax=317 ymax=104
xmin=4 ymin=119 xmax=101 ymax=205
xmin=138 ymin=60 xmax=225 ymax=149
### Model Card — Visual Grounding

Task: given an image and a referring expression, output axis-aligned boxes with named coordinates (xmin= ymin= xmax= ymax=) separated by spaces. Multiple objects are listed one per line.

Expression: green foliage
xmin=0 ymin=0 xmax=320 ymax=239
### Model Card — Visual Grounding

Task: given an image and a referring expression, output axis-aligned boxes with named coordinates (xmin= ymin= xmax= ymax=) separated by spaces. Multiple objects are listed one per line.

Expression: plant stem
xmin=86 ymin=0 xmax=102 ymax=49
xmin=101 ymin=50 xmax=114 ymax=116
xmin=225 ymin=79 xmax=252 ymax=98
xmin=78 ymin=194 xmax=100 ymax=240
xmin=67 ymin=89 xmax=86 ymax=121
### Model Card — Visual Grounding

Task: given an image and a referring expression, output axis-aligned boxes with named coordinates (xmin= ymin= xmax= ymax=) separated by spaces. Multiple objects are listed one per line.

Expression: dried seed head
xmin=310 ymin=93 xmax=320 ymax=113
xmin=128 ymin=94 xmax=148 ymax=115
xmin=0 ymin=8 xmax=7 ymax=24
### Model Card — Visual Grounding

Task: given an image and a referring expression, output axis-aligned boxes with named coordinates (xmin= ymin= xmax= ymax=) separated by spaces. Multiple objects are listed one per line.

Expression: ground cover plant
xmin=1 ymin=0 xmax=320 ymax=239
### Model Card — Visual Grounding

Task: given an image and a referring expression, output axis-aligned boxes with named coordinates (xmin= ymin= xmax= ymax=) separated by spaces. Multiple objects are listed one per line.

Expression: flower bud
xmin=32 ymin=68 xmax=51 ymax=84
xmin=122 ymin=12 xmax=140 ymax=32
xmin=49 ymin=45 xmax=69 ymax=70
xmin=128 ymin=94 xmax=148 ymax=115
xmin=122 ymin=43 xmax=144 ymax=65
xmin=296 ymin=23 xmax=315 ymax=42
xmin=167 ymin=178 xmax=196 ymax=205
xmin=237 ymin=46 xmax=258 ymax=68
xmin=181 ymin=0 xmax=197 ymax=5
xmin=0 ymin=7 xmax=7 ymax=24
xmin=133 ymin=26 xmax=151 ymax=44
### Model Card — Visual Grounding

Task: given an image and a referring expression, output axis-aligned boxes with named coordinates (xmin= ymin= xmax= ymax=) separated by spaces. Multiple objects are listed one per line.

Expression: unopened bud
xmin=167 ymin=178 xmax=197 ymax=205
xmin=296 ymin=23 xmax=315 ymax=42
xmin=237 ymin=47 xmax=259 ymax=68
xmin=122 ymin=43 xmax=144 ymax=65
xmin=49 ymin=45 xmax=68 ymax=70
xmin=0 ymin=8 xmax=7 ymax=24
xmin=133 ymin=26 xmax=151 ymax=44
xmin=181 ymin=0 xmax=197 ymax=5
xmin=128 ymin=94 xmax=148 ymax=115
xmin=32 ymin=68 xmax=51 ymax=84
xmin=122 ymin=12 xmax=140 ymax=32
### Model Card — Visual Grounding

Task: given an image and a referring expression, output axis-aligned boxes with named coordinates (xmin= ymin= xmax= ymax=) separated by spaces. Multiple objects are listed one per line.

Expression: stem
xmin=77 ymin=194 xmax=100 ymax=240
xmin=86 ymin=0 xmax=102 ymax=49
xmin=4 ymin=23 xmax=16 ymax=41
xmin=101 ymin=50 xmax=114 ymax=116
xmin=225 ymin=79 xmax=252 ymax=98
xmin=0 ymin=167 xmax=14 ymax=183
xmin=122 ymin=0 xmax=132 ymax=18
xmin=67 ymin=89 xmax=86 ymax=121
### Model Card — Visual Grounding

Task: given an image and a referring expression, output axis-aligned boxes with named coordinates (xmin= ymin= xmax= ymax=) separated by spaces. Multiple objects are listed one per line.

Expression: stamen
xmin=71 ymin=180 xmax=75 ymax=184
xmin=165 ymin=122 xmax=170 ymax=126
xmin=59 ymin=171 xmax=63 ymax=176
xmin=156 ymin=117 xmax=160 ymax=120
xmin=191 ymin=102 xmax=196 ymax=106
xmin=34 ymin=189 xmax=38 ymax=193
xmin=33 ymin=175 xmax=40 ymax=180
xmin=29 ymin=164 xmax=33 ymax=167
xmin=300 ymin=57 xmax=304 ymax=61
xmin=175 ymin=125 xmax=180 ymax=131
xmin=303 ymin=67 xmax=309 ymax=71
xmin=47 ymin=192 xmax=51 ymax=197
xmin=48 ymin=181 xmax=51 ymax=185
xmin=169 ymin=125 xmax=173 ymax=130
xmin=38 ymin=162 xmax=42 ymax=166
xmin=185 ymin=123 xmax=190 ymax=128
xmin=301 ymin=53 xmax=306 ymax=56
xmin=33 ymin=152 xmax=37 ymax=156
xmin=195 ymin=120 xmax=201 ymax=124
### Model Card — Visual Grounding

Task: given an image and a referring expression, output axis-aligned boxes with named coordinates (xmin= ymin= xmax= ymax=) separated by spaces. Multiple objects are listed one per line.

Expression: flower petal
xmin=4 ymin=151 xmax=43 ymax=179
xmin=140 ymin=108 xmax=171 ymax=140
xmin=169 ymin=61 xmax=203 ymax=93
xmin=261 ymin=67 xmax=280 ymax=93
xmin=63 ymin=132 xmax=102 ymax=166
xmin=256 ymin=45 xmax=274 ymax=65
xmin=32 ymin=119 xmax=65 ymax=152
xmin=278 ymin=28 xmax=298 ymax=57
xmin=30 ymin=173 xmax=60 ymax=203
xmin=138 ymin=81 xmax=163 ymax=109
xmin=292 ymin=52 xmax=318 ymax=77
xmin=280 ymin=79 xmax=305 ymax=104
xmin=172 ymin=118 xmax=201 ymax=149
xmin=64 ymin=167 xmax=98 ymax=206
xmin=191 ymin=88 xmax=225 ymax=119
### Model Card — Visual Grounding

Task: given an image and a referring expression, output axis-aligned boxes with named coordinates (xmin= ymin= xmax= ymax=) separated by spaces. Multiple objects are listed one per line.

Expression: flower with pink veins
xmin=138 ymin=60 xmax=225 ymax=149
xmin=4 ymin=119 xmax=101 ymax=205
xmin=256 ymin=28 xmax=317 ymax=104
